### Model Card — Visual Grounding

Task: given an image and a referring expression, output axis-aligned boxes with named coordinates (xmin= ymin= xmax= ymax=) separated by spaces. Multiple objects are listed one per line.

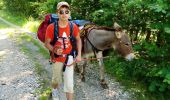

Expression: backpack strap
xmin=69 ymin=22 xmax=74 ymax=38
xmin=51 ymin=22 xmax=59 ymax=46
xmin=69 ymin=22 xmax=78 ymax=58
xmin=50 ymin=22 xmax=59 ymax=59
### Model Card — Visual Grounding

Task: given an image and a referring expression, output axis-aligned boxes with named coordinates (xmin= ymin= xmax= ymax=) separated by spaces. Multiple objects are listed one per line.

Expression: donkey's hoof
xmin=101 ymin=84 xmax=109 ymax=89
xmin=81 ymin=77 xmax=85 ymax=82
xmin=100 ymin=79 xmax=109 ymax=89
xmin=75 ymin=67 xmax=80 ymax=73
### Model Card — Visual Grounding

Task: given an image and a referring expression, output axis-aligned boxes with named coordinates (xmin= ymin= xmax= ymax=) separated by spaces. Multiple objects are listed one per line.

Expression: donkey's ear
xmin=113 ymin=22 xmax=122 ymax=31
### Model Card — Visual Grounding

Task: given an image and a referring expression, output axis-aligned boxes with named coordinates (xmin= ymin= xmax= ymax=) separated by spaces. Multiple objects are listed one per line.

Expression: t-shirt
xmin=45 ymin=22 xmax=80 ymax=62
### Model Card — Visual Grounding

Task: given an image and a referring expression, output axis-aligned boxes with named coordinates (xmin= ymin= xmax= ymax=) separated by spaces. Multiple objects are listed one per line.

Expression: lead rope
xmin=64 ymin=56 xmax=110 ymax=67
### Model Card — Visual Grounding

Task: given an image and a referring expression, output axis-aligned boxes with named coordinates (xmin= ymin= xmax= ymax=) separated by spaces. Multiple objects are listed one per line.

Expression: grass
xmin=23 ymin=19 xmax=40 ymax=33
xmin=0 ymin=21 xmax=10 ymax=29
xmin=0 ymin=10 xmax=40 ymax=33
xmin=18 ymin=33 xmax=49 ymax=59
xmin=0 ymin=10 xmax=27 ymax=26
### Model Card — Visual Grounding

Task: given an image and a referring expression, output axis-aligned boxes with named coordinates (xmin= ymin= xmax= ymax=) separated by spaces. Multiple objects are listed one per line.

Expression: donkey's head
xmin=113 ymin=23 xmax=135 ymax=61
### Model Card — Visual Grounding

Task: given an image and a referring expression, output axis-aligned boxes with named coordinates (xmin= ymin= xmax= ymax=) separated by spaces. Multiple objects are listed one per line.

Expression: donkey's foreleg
xmin=74 ymin=63 xmax=80 ymax=73
xmin=96 ymin=51 xmax=109 ymax=89
xmin=80 ymin=60 xmax=87 ymax=82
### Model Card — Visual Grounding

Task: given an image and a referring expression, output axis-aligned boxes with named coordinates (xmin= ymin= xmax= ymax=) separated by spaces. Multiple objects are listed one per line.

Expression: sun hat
xmin=57 ymin=1 xmax=70 ymax=10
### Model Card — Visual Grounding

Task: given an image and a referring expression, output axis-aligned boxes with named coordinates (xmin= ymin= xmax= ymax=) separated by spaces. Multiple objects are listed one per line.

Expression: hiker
xmin=44 ymin=1 xmax=82 ymax=100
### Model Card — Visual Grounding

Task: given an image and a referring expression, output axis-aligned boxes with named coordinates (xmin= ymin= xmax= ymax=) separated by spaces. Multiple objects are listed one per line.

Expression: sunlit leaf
xmin=164 ymin=27 xmax=170 ymax=34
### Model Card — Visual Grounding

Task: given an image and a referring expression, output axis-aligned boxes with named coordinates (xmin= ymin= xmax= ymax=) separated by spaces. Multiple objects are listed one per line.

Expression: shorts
xmin=52 ymin=55 xmax=74 ymax=93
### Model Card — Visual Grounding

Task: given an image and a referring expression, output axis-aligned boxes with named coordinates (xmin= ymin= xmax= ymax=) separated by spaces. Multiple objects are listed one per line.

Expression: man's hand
xmin=53 ymin=46 xmax=63 ymax=55
xmin=75 ymin=54 xmax=81 ymax=62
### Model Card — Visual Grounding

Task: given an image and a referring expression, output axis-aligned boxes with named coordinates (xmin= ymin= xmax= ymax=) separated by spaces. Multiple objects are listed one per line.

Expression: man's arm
xmin=45 ymin=24 xmax=54 ymax=52
xmin=44 ymin=38 xmax=53 ymax=51
xmin=75 ymin=34 xmax=82 ymax=61
xmin=45 ymin=39 xmax=62 ymax=55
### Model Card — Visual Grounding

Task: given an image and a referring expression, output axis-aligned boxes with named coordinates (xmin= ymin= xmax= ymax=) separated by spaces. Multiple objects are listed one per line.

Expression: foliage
xmin=0 ymin=10 xmax=27 ymax=26
xmin=23 ymin=18 xmax=40 ymax=32
xmin=0 ymin=0 xmax=3 ymax=10
xmin=0 ymin=20 xmax=10 ymax=29
xmin=2 ymin=0 xmax=31 ymax=16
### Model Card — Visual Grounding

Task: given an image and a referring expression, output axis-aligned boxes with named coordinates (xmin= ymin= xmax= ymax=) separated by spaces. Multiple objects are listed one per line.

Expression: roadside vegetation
xmin=0 ymin=20 xmax=10 ymax=28
xmin=1 ymin=0 xmax=170 ymax=100
xmin=0 ymin=10 xmax=39 ymax=32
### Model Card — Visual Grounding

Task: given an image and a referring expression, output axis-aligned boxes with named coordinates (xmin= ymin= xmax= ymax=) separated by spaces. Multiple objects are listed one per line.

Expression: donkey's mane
xmin=95 ymin=26 xmax=115 ymax=31
xmin=83 ymin=23 xmax=115 ymax=31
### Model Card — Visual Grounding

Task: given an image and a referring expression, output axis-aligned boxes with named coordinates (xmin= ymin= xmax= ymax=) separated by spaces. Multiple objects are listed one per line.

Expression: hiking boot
xmin=52 ymin=89 xmax=60 ymax=100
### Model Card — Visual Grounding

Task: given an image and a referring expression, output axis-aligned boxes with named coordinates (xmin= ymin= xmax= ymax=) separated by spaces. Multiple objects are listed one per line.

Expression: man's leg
xmin=66 ymin=93 xmax=73 ymax=100
xmin=52 ymin=62 xmax=63 ymax=100
xmin=63 ymin=55 xmax=74 ymax=100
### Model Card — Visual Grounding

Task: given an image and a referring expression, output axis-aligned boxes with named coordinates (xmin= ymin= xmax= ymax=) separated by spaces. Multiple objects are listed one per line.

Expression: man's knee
xmin=52 ymin=82 xmax=59 ymax=89
xmin=64 ymin=85 xmax=74 ymax=93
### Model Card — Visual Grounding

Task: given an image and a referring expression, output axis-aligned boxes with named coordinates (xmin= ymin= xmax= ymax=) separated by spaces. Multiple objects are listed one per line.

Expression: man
xmin=45 ymin=1 xmax=82 ymax=100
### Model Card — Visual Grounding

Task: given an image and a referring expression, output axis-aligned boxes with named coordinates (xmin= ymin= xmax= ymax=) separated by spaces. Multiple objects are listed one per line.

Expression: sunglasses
xmin=59 ymin=10 xmax=70 ymax=15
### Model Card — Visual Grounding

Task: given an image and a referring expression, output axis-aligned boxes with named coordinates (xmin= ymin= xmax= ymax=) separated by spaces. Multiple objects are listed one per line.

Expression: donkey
xmin=77 ymin=22 xmax=135 ymax=89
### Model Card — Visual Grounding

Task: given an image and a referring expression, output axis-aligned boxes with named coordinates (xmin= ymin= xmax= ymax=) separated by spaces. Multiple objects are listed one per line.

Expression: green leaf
xmin=164 ymin=27 xmax=170 ymax=34
xmin=149 ymin=81 xmax=157 ymax=92
xmin=156 ymin=68 xmax=168 ymax=77
xmin=167 ymin=12 xmax=170 ymax=17
xmin=165 ymin=74 xmax=170 ymax=80
xmin=162 ymin=73 xmax=170 ymax=84
xmin=159 ymin=84 xmax=166 ymax=92
xmin=163 ymin=79 xmax=170 ymax=84
xmin=150 ymin=22 xmax=162 ymax=29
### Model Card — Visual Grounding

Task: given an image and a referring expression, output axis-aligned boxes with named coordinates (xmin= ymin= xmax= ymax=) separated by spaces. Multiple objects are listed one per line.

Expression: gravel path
xmin=0 ymin=17 xmax=133 ymax=100
xmin=74 ymin=63 xmax=131 ymax=100
xmin=0 ymin=29 xmax=40 ymax=100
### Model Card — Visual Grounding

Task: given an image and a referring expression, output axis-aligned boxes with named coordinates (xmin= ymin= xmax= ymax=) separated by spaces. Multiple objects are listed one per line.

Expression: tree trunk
xmin=156 ymin=30 xmax=163 ymax=47
xmin=145 ymin=29 xmax=151 ymax=42
xmin=134 ymin=29 xmax=139 ymax=41
xmin=129 ymin=29 xmax=134 ymax=42
xmin=141 ymin=27 xmax=146 ymax=35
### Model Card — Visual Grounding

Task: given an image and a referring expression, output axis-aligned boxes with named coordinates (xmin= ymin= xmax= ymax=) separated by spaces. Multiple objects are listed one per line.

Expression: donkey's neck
xmin=88 ymin=29 xmax=117 ymax=50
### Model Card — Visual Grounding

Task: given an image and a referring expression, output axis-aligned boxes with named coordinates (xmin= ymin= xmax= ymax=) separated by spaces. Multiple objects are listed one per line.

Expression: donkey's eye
xmin=124 ymin=43 xmax=129 ymax=46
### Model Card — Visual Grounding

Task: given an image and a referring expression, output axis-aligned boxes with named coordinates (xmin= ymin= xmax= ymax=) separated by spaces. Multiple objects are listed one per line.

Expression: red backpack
xmin=37 ymin=14 xmax=58 ymax=43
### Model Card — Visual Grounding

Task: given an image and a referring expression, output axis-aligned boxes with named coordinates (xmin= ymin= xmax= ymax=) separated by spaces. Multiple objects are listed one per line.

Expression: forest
xmin=1 ymin=0 xmax=170 ymax=99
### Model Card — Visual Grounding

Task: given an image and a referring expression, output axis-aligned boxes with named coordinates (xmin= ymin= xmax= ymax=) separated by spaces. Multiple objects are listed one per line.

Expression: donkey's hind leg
xmin=96 ymin=51 xmax=109 ymax=89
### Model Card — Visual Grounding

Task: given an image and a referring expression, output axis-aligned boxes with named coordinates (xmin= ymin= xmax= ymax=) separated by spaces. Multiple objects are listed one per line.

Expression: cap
xmin=57 ymin=1 xmax=70 ymax=10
